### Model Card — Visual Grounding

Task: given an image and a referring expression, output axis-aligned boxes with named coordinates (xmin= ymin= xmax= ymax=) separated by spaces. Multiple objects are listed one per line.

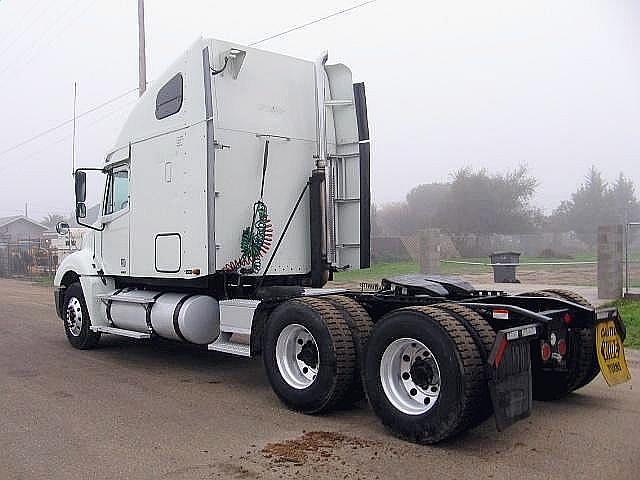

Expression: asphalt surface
xmin=1 ymin=278 xmax=638 ymax=480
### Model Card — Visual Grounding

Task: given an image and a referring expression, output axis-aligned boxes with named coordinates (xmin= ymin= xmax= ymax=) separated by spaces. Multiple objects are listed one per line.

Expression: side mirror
xmin=75 ymin=171 xmax=87 ymax=203
xmin=56 ymin=222 xmax=70 ymax=235
xmin=76 ymin=203 xmax=86 ymax=219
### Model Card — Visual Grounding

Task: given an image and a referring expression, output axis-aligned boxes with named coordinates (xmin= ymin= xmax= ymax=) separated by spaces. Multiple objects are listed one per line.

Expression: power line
xmin=0 ymin=0 xmax=59 ymax=60
xmin=249 ymin=0 xmax=378 ymax=46
xmin=0 ymin=0 xmax=46 ymax=51
xmin=1 ymin=0 xmax=378 ymax=159
xmin=0 ymin=0 xmax=93 ymax=81
xmin=0 ymin=97 xmax=137 ymax=174
xmin=0 ymin=87 xmax=138 ymax=159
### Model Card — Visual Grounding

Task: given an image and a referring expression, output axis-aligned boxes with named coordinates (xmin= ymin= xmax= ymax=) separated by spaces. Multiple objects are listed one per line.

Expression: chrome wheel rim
xmin=66 ymin=297 xmax=83 ymax=336
xmin=276 ymin=324 xmax=319 ymax=389
xmin=380 ymin=338 xmax=441 ymax=415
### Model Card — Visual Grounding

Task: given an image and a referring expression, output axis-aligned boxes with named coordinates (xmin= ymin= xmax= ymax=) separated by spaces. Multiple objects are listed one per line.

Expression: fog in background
xmin=0 ymin=0 xmax=639 ymax=220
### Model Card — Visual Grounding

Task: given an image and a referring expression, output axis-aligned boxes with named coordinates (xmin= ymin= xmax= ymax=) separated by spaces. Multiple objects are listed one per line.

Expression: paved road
xmin=1 ymin=278 xmax=638 ymax=480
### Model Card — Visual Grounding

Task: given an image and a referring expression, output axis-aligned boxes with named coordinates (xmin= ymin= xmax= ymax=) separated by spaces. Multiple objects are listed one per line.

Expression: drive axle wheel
xmin=539 ymin=289 xmax=600 ymax=390
xmin=62 ymin=282 xmax=100 ymax=350
xmin=521 ymin=289 xmax=598 ymax=400
xmin=324 ymin=295 xmax=374 ymax=406
xmin=263 ymin=297 xmax=356 ymax=414
xmin=380 ymin=338 xmax=441 ymax=415
xmin=363 ymin=306 xmax=485 ymax=444
xmin=432 ymin=303 xmax=495 ymax=427
xmin=276 ymin=324 xmax=319 ymax=389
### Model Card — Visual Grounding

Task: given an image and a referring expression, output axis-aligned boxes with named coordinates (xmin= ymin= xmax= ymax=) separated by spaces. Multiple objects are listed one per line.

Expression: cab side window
xmin=104 ymin=168 xmax=129 ymax=215
xmin=156 ymin=73 xmax=183 ymax=119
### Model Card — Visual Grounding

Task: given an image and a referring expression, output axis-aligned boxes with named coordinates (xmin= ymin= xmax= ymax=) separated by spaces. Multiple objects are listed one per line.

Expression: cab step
xmin=90 ymin=326 xmax=151 ymax=339
xmin=209 ymin=332 xmax=251 ymax=357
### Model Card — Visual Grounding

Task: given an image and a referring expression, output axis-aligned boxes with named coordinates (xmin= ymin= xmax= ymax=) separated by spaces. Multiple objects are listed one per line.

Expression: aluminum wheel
xmin=276 ymin=324 xmax=319 ymax=389
xmin=380 ymin=338 xmax=441 ymax=415
xmin=66 ymin=297 xmax=83 ymax=337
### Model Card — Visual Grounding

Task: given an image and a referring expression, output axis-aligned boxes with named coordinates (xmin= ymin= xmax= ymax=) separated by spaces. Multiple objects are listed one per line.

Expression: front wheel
xmin=62 ymin=282 xmax=100 ymax=349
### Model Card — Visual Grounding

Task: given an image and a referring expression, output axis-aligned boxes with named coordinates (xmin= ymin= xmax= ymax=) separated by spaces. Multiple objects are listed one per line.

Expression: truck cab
xmin=57 ymin=37 xmax=369 ymax=291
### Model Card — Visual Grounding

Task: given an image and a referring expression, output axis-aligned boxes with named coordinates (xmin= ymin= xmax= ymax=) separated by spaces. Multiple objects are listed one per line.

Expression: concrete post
xmin=597 ymin=225 xmax=623 ymax=299
xmin=419 ymin=229 xmax=441 ymax=274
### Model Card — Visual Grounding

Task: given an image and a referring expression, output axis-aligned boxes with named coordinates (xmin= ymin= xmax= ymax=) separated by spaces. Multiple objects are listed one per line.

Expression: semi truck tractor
xmin=53 ymin=37 xmax=630 ymax=444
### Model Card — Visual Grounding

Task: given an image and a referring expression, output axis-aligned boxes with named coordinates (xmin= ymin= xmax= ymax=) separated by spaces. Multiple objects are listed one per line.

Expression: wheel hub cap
xmin=380 ymin=338 xmax=441 ymax=415
xmin=276 ymin=324 xmax=319 ymax=389
xmin=297 ymin=340 xmax=318 ymax=369
xmin=409 ymin=358 xmax=434 ymax=389
xmin=66 ymin=297 xmax=83 ymax=336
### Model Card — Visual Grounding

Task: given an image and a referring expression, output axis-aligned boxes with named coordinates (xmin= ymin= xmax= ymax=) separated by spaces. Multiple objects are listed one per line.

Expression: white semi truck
xmin=54 ymin=37 xmax=629 ymax=444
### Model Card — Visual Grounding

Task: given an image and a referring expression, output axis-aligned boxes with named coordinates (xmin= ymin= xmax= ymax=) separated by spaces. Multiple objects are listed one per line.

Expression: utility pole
xmin=138 ymin=0 xmax=147 ymax=97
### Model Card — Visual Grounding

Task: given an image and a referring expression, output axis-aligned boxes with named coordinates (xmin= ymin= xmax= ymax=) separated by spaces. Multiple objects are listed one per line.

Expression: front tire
xmin=62 ymin=282 xmax=100 ymax=349
xmin=363 ymin=306 xmax=486 ymax=444
xmin=262 ymin=297 xmax=356 ymax=414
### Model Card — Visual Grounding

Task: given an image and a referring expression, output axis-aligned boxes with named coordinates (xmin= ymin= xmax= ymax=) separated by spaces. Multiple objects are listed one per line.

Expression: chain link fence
xmin=625 ymin=223 xmax=640 ymax=295
xmin=0 ymin=237 xmax=59 ymax=280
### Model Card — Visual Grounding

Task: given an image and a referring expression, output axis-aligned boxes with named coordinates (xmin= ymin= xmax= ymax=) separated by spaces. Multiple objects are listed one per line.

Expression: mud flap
xmin=487 ymin=325 xmax=538 ymax=431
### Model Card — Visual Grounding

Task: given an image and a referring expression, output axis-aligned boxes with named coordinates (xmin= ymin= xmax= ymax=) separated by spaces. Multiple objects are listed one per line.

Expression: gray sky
xmin=0 ymin=0 xmax=639 ymax=220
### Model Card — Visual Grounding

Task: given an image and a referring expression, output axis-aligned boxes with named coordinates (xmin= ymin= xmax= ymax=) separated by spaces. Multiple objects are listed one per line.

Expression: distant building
xmin=47 ymin=227 xmax=85 ymax=253
xmin=0 ymin=216 xmax=48 ymax=242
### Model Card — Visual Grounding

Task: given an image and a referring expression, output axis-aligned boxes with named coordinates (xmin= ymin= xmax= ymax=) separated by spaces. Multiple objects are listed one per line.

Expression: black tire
xmin=539 ymin=289 xmax=600 ymax=390
xmin=62 ymin=282 xmax=101 ymax=349
xmin=363 ymin=306 xmax=486 ymax=444
xmin=521 ymin=289 xmax=597 ymax=400
xmin=262 ymin=297 xmax=356 ymax=414
xmin=324 ymin=295 xmax=374 ymax=406
xmin=432 ymin=303 xmax=495 ymax=427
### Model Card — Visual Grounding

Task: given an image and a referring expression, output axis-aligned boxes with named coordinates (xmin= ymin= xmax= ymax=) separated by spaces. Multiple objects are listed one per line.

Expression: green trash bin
xmin=489 ymin=251 xmax=521 ymax=283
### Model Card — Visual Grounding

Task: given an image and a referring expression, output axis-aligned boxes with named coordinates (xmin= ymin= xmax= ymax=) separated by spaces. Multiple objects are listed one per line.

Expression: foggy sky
xmin=0 ymin=0 xmax=639 ymax=220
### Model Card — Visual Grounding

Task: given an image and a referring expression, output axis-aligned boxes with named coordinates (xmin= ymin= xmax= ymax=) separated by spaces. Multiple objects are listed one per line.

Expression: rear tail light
xmin=557 ymin=339 xmax=567 ymax=356
xmin=541 ymin=341 xmax=552 ymax=361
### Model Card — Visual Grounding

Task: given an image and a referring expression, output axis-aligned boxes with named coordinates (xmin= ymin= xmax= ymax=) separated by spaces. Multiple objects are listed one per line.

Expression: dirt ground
xmin=0 ymin=278 xmax=638 ymax=480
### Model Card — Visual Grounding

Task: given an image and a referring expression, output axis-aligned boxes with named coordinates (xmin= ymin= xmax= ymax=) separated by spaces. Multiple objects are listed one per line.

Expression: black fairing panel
xmin=381 ymin=274 xmax=449 ymax=297
xmin=420 ymin=275 xmax=476 ymax=296
xmin=382 ymin=274 xmax=476 ymax=297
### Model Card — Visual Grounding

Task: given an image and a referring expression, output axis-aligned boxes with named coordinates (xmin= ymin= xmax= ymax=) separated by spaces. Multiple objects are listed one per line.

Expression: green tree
xmin=439 ymin=165 xmax=538 ymax=234
xmin=549 ymin=167 xmax=639 ymax=244
xmin=609 ymin=173 xmax=640 ymax=223
xmin=405 ymin=183 xmax=450 ymax=231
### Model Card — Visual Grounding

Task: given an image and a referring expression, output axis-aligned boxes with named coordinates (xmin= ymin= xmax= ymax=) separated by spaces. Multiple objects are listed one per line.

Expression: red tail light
xmin=563 ymin=313 xmax=573 ymax=325
xmin=541 ymin=341 xmax=552 ymax=361
xmin=557 ymin=339 xmax=567 ymax=356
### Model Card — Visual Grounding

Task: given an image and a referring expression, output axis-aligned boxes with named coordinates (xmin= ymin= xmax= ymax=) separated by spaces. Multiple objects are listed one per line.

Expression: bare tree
xmin=41 ymin=213 xmax=65 ymax=230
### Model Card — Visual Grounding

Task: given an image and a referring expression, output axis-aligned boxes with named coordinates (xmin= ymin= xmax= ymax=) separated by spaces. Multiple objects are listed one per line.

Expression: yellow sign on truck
xmin=596 ymin=319 xmax=631 ymax=386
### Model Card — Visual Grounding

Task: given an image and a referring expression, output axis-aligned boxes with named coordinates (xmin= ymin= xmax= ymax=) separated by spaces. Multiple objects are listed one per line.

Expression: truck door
xmin=100 ymin=164 xmax=130 ymax=275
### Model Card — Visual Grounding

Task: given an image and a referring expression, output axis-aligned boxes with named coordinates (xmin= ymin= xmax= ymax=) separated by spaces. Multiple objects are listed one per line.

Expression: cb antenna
xmin=72 ymin=82 xmax=77 ymax=176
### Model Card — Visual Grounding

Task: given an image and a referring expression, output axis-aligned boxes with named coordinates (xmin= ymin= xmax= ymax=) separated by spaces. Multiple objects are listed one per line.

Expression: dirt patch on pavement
xmin=262 ymin=431 xmax=377 ymax=465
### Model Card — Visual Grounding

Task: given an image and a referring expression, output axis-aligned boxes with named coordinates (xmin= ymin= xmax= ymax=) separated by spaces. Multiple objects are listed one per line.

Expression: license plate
xmin=595 ymin=320 xmax=631 ymax=386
